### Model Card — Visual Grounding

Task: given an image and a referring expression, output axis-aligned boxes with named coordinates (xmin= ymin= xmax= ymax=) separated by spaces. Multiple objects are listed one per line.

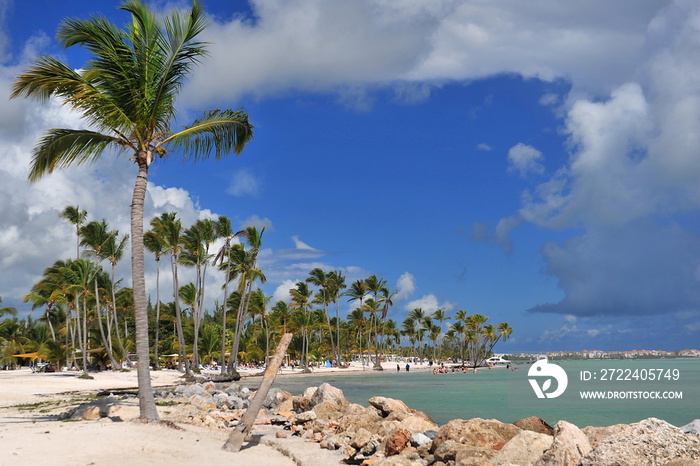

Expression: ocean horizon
xmin=242 ymin=359 xmax=699 ymax=428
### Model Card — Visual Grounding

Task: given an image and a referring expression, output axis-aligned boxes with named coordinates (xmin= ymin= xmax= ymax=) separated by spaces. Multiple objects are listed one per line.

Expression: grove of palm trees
xmin=1 ymin=205 xmax=513 ymax=377
xmin=4 ymin=0 xmax=512 ymax=423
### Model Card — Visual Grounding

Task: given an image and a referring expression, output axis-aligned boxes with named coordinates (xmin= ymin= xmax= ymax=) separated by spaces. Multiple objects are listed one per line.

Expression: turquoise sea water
xmin=241 ymin=359 xmax=700 ymax=428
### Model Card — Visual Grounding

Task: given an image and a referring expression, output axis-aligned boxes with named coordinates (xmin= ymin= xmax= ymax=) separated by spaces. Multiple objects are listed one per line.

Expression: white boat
xmin=485 ymin=355 xmax=511 ymax=365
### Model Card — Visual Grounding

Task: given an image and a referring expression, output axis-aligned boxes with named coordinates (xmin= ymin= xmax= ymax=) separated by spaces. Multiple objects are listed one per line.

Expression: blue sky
xmin=1 ymin=0 xmax=699 ymax=352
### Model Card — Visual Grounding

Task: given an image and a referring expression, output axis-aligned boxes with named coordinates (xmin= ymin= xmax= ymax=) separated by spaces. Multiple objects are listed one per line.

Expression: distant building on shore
xmin=507 ymin=348 xmax=700 ymax=360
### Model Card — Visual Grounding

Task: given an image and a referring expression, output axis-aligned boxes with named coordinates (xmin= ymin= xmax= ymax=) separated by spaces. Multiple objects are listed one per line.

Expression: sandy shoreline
xmin=0 ymin=362 xmax=418 ymax=465
xmin=0 ymin=361 xmax=429 ymax=407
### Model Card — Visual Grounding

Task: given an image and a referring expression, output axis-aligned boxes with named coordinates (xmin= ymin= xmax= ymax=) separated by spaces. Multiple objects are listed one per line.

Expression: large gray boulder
xmin=580 ymin=417 xmax=700 ymax=466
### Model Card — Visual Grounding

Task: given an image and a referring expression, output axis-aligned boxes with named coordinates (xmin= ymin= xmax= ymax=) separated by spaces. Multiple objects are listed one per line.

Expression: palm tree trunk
xmin=170 ymin=255 xmax=188 ymax=374
xmin=65 ymin=311 xmax=71 ymax=369
xmin=113 ymin=310 xmax=131 ymax=368
xmin=192 ymin=299 xmax=200 ymax=369
xmin=111 ymin=264 xmax=132 ymax=368
xmin=94 ymin=279 xmax=119 ymax=369
xmin=45 ymin=307 xmax=56 ymax=341
xmin=220 ymin=257 xmax=230 ymax=374
xmin=73 ymin=300 xmax=83 ymax=370
xmin=69 ymin=308 xmax=79 ymax=368
xmin=131 ymin=155 xmax=159 ymax=421
xmin=82 ymin=294 xmax=89 ymax=373
xmin=153 ymin=257 xmax=161 ymax=369
xmin=323 ymin=303 xmax=339 ymax=365
xmin=334 ymin=301 xmax=341 ymax=363
xmin=229 ymin=278 xmax=250 ymax=372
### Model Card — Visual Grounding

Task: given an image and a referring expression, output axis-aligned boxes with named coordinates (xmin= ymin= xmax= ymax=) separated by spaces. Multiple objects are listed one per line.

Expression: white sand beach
xmin=0 ymin=361 xmax=420 ymax=465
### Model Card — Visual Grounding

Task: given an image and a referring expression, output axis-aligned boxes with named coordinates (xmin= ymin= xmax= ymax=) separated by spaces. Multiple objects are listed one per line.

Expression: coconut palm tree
xmin=485 ymin=322 xmax=513 ymax=357
xmin=59 ymin=258 xmax=101 ymax=372
xmin=248 ymin=288 xmax=271 ymax=362
xmin=344 ymin=280 xmax=366 ymax=357
xmin=23 ymin=285 xmax=57 ymax=341
xmin=12 ymin=0 xmax=254 ymax=421
xmin=400 ymin=317 xmax=417 ymax=360
xmin=270 ymin=301 xmax=292 ymax=336
xmin=59 ymin=205 xmax=87 ymax=259
xmin=32 ymin=260 xmax=81 ymax=368
xmin=361 ymin=298 xmax=382 ymax=367
xmin=307 ymin=268 xmax=340 ymax=365
xmin=289 ymin=281 xmax=313 ymax=369
xmin=448 ymin=320 xmax=466 ymax=365
xmin=347 ymin=307 xmax=368 ymax=368
xmin=0 ymin=319 xmax=31 ymax=367
xmin=193 ymin=219 xmax=216 ymax=320
xmin=178 ymin=282 xmax=198 ymax=366
xmin=198 ymin=323 xmax=221 ymax=366
xmin=327 ymin=270 xmax=346 ymax=362
xmin=378 ymin=286 xmax=395 ymax=360
xmin=223 ymin=227 xmax=265 ymax=372
xmin=151 ymin=212 xmax=188 ymax=373
xmin=431 ymin=309 xmax=450 ymax=360
xmin=103 ymin=231 xmax=130 ymax=366
xmin=79 ymin=219 xmax=120 ymax=369
xmin=143 ymin=229 xmax=167 ymax=367
xmin=41 ymin=339 xmax=69 ymax=371
xmin=213 ymin=215 xmax=235 ymax=374
xmin=408 ymin=308 xmax=426 ymax=362
xmin=465 ymin=313 xmax=488 ymax=367
xmin=181 ymin=224 xmax=205 ymax=367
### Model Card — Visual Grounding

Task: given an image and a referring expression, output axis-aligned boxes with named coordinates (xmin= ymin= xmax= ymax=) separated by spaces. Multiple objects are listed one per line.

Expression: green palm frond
xmin=28 ymin=129 xmax=120 ymax=182
xmin=11 ymin=55 xmax=85 ymax=102
xmin=165 ymin=109 xmax=254 ymax=159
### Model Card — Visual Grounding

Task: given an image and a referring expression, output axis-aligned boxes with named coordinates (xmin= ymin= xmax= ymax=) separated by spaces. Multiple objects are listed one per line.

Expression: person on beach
xmin=405 ymin=363 xmax=410 ymax=372
xmin=397 ymin=364 xmax=400 ymax=372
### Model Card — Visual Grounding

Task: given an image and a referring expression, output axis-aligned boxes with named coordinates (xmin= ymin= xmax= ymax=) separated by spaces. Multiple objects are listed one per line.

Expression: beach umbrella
xmin=12 ymin=352 xmax=46 ymax=360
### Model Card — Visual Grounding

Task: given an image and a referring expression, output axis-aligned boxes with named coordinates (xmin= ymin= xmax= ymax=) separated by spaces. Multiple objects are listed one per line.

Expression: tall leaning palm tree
xmin=12 ymin=0 xmax=254 ymax=421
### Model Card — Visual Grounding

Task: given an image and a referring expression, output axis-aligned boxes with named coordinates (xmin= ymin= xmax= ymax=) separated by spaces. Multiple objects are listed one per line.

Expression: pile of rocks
xmin=270 ymin=383 xmax=700 ymax=465
xmin=62 ymin=381 xmax=700 ymax=465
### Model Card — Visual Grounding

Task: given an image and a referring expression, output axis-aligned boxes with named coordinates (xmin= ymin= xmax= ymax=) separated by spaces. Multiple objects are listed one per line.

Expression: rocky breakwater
xmin=275 ymin=383 xmax=700 ymax=466
xmin=60 ymin=381 xmax=700 ymax=465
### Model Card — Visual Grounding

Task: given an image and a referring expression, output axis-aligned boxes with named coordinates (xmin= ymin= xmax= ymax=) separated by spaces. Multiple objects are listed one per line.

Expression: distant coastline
xmin=507 ymin=348 xmax=700 ymax=360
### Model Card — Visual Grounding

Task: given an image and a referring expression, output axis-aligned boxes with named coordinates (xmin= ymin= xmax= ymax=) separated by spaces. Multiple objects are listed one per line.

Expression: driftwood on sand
xmin=222 ymin=332 xmax=292 ymax=452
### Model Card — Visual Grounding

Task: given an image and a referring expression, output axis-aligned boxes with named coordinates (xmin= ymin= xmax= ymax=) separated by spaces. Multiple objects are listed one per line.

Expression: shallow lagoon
xmin=241 ymin=359 xmax=700 ymax=427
